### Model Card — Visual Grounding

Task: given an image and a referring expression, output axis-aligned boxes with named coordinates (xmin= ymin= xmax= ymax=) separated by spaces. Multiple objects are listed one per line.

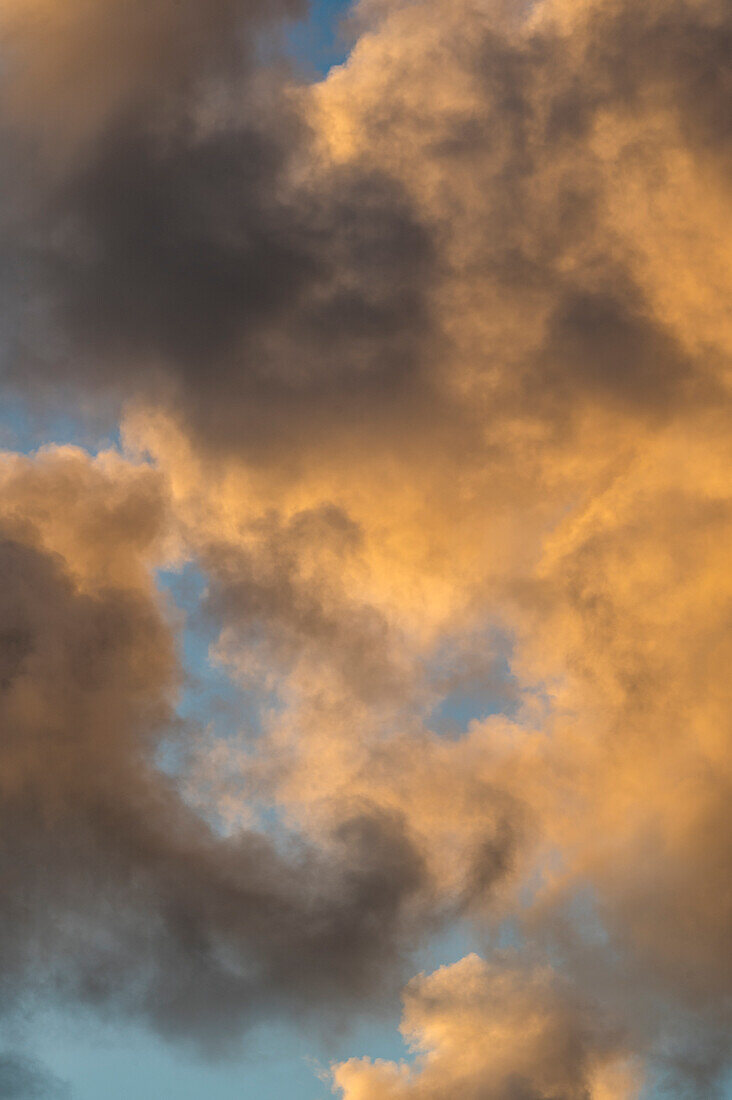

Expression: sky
xmin=0 ymin=1 xmax=729 ymax=1098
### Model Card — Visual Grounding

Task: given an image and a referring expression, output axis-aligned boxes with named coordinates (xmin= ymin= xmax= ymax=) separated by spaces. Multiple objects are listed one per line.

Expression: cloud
xmin=0 ymin=0 xmax=303 ymax=151
xmin=0 ymin=0 xmax=729 ymax=1093
xmin=0 ymin=0 xmax=438 ymax=456
xmin=332 ymin=954 xmax=642 ymax=1100
xmin=1 ymin=0 xmax=729 ymax=441
xmin=0 ymin=452 xmax=444 ymax=1050
xmin=0 ymin=1053 xmax=70 ymax=1099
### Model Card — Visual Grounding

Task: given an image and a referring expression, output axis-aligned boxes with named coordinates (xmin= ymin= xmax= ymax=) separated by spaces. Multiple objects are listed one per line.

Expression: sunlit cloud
xmin=0 ymin=0 xmax=729 ymax=1094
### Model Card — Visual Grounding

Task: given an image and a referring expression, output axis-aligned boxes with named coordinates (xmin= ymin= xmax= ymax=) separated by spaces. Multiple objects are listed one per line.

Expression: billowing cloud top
xmin=0 ymin=0 xmax=730 ymax=1096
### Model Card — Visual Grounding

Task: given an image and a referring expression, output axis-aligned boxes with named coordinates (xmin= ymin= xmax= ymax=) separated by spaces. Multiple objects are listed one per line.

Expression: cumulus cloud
xmin=0 ymin=0 xmax=438 ymax=455
xmin=0 ymin=451 xmax=442 ymax=1052
xmin=333 ymin=954 xmax=641 ymax=1100
xmin=0 ymin=0 xmax=729 ymax=1093
xmin=1 ymin=0 xmax=729 ymax=448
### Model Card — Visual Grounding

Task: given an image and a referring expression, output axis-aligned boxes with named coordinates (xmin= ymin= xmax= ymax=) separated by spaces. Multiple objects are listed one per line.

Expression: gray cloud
xmin=1 ymin=0 xmax=726 ymax=464
xmin=0 ymin=1053 xmax=70 ymax=1100
xmin=1 ymin=0 xmax=725 ymax=458
xmin=0 ymin=0 xmax=438 ymax=454
xmin=0 ymin=531 xmax=441 ymax=1048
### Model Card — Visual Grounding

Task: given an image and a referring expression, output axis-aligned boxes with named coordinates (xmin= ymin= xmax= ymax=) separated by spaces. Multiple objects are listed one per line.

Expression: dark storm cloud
xmin=0 ymin=531 xmax=436 ymax=1047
